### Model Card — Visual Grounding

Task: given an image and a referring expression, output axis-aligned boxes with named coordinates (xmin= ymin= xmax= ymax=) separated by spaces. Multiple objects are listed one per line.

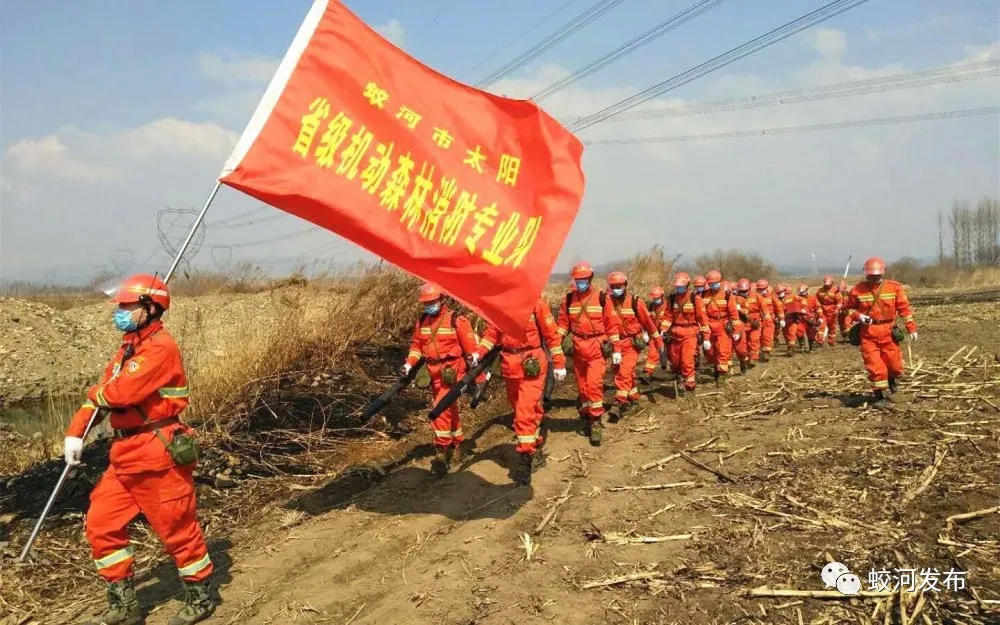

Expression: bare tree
xmin=937 ymin=211 xmax=945 ymax=265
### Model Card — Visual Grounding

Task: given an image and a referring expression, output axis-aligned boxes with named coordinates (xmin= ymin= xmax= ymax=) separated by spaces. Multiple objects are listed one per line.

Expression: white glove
xmin=779 ymin=319 xmax=786 ymax=329
xmin=858 ymin=314 xmax=873 ymax=324
xmin=401 ymin=363 xmax=411 ymax=376
xmin=822 ymin=328 xmax=829 ymax=341
xmin=702 ymin=340 xmax=712 ymax=352
xmin=64 ymin=436 xmax=83 ymax=466
xmin=612 ymin=352 xmax=622 ymax=366
xmin=553 ymin=368 xmax=567 ymax=382
xmin=909 ymin=332 xmax=918 ymax=341
xmin=484 ymin=371 xmax=492 ymax=381
xmin=469 ymin=353 xmax=479 ymax=367
xmin=641 ymin=332 xmax=649 ymax=342
xmin=732 ymin=333 xmax=740 ymax=341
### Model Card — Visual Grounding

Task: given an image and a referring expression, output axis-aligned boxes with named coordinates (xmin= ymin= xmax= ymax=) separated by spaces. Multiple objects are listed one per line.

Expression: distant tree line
xmin=939 ymin=197 xmax=1000 ymax=269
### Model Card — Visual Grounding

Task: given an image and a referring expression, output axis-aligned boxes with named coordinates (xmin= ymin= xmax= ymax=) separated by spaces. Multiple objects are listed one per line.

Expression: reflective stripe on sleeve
xmin=158 ymin=386 xmax=189 ymax=398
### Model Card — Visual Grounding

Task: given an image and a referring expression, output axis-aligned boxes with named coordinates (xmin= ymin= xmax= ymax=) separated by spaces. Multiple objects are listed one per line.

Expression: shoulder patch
xmin=125 ymin=357 xmax=144 ymax=375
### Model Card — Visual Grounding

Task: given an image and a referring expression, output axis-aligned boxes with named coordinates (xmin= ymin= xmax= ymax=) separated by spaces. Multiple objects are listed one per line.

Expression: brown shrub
xmin=690 ymin=249 xmax=777 ymax=282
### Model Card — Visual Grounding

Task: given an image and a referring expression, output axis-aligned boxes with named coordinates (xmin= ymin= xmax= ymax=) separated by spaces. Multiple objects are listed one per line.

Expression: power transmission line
xmin=569 ymin=60 xmax=999 ymax=123
xmin=568 ymin=0 xmax=873 ymax=132
xmin=476 ymin=0 xmax=627 ymax=88
xmin=531 ymin=0 xmax=729 ymax=101
xmin=583 ymin=106 xmax=1000 ymax=145
xmin=205 ymin=205 xmax=271 ymax=227
xmin=216 ymin=227 xmax=322 ymax=249
xmin=460 ymin=0 xmax=582 ymax=81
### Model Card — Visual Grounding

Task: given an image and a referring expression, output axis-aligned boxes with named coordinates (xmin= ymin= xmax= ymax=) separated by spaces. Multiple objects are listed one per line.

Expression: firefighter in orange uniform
xmin=661 ymin=273 xmax=710 ymax=394
xmin=606 ymin=272 xmax=660 ymax=416
xmin=402 ymin=283 xmax=481 ymax=478
xmin=842 ymin=257 xmax=918 ymax=406
xmin=63 ymin=274 xmax=215 ymax=625
xmin=783 ymin=284 xmax=812 ymax=353
xmin=732 ymin=278 xmax=755 ymax=371
xmin=703 ymin=271 xmax=742 ymax=384
xmin=804 ymin=285 xmax=828 ymax=349
xmin=815 ymin=276 xmax=841 ymax=347
xmin=837 ymin=279 xmax=855 ymax=342
xmin=557 ymin=262 xmax=621 ymax=446
xmin=756 ymin=279 xmax=782 ymax=361
xmin=642 ymin=286 xmax=668 ymax=381
xmin=476 ymin=298 xmax=565 ymax=485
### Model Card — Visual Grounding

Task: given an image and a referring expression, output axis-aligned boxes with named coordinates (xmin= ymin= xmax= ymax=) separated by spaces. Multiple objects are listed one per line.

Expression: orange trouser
xmin=644 ymin=341 xmax=661 ymax=375
xmin=859 ymin=325 xmax=903 ymax=391
xmin=707 ymin=321 xmax=732 ymax=374
xmin=572 ymin=337 xmax=607 ymax=420
xmin=667 ymin=327 xmax=699 ymax=389
xmin=822 ymin=311 xmax=838 ymax=345
xmin=784 ymin=318 xmax=807 ymax=345
xmin=430 ymin=375 xmax=464 ymax=449
xmin=746 ymin=319 xmax=761 ymax=361
xmin=613 ymin=342 xmax=641 ymax=404
xmin=761 ymin=318 xmax=776 ymax=354
xmin=87 ymin=465 xmax=212 ymax=584
xmin=504 ymin=373 xmax=545 ymax=454
xmin=734 ymin=329 xmax=750 ymax=362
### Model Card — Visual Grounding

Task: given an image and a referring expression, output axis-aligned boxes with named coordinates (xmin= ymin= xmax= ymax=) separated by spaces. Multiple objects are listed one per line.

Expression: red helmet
xmin=737 ymin=278 xmax=751 ymax=293
xmin=839 ymin=279 xmax=847 ymax=292
xmin=418 ymin=282 xmax=442 ymax=302
xmin=110 ymin=274 xmax=170 ymax=310
xmin=777 ymin=283 xmax=788 ymax=294
xmin=705 ymin=269 xmax=722 ymax=283
xmin=756 ymin=278 xmax=769 ymax=291
xmin=720 ymin=280 xmax=732 ymax=293
xmin=823 ymin=275 xmax=834 ymax=287
xmin=607 ymin=271 xmax=627 ymax=286
xmin=693 ymin=275 xmax=707 ymax=288
xmin=571 ymin=261 xmax=595 ymax=280
xmin=864 ymin=257 xmax=885 ymax=277
xmin=673 ymin=272 xmax=691 ymax=288
xmin=649 ymin=285 xmax=664 ymax=299
xmin=797 ymin=283 xmax=809 ymax=295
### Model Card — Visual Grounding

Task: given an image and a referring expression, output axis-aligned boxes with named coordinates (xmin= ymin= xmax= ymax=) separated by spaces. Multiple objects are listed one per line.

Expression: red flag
xmin=219 ymin=0 xmax=585 ymax=340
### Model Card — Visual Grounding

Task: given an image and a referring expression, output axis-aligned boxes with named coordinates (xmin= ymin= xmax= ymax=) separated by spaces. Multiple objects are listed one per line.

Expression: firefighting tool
xmin=428 ymin=345 xmax=502 ymax=420
xmin=362 ymin=357 xmax=427 ymax=419
xmin=20 ymin=179 xmax=217 ymax=564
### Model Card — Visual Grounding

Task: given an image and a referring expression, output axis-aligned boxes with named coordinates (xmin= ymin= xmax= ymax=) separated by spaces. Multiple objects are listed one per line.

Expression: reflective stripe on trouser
xmin=644 ymin=344 xmax=659 ymax=374
xmin=572 ymin=355 xmax=606 ymax=420
xmin=859 ymin=327 xmax=903 ymax=392
xmin=613 ymin=344 xmax=640 ymax=404
xmin=430 ymin=378 xmax=464 ymax=449
xmin=667 ymin=329 xmax=698 ymax=390
xmin=708 ymin=324 xmax=732 ymax=374
xmin=86 ymin=465 xmax=213 ymax=583
xmin=505 ymin=375 xmax=545 ymax=454
xmin=761 ymin=319 xmax=776 ymax=353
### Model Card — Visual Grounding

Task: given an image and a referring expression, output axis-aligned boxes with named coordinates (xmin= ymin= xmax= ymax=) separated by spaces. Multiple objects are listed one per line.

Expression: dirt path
xmin=116 ymin=316 xmax=997 ymax=625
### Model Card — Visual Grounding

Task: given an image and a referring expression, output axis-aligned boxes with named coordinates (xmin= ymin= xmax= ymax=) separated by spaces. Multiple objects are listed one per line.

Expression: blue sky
xmin=2 ymin=0 xmax=998 ymax=282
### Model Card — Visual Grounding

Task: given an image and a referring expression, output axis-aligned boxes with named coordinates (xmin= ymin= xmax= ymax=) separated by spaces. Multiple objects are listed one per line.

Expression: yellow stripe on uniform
xmin=516 ymin=433 xmax=538 ymax=444
xmin=479 ymin=339 xmax=495 ymax=350
xmin=158 ymin=386 xmax=189 ymax=398
xmin=177 ymin=553 xmax=212 ymax=577
xmin=95 ymin=387 xmax=110 ymax=407
xmin=549 ymin=346 xmax=564 ymax=355
xmin=94 ymin=547 xmax=134 ymax=571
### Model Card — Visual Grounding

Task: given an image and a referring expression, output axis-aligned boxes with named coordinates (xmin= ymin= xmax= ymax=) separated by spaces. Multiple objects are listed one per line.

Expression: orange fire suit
xmin=644 ymin=300 xmax=668 ymax=376
xmin=843 ymin=280 xmax=917 ymax=392
xmin=609 ymin=293 xmax=660 ymax=405
xmin=783 ymin=295 xmax=812 ymax=348
xmin=806 ymin=294 xmax=828 ymax=346
xmin=661 ymin=292 xmax=709 ymax=390
xmin=476 ymin=299 xmax=565 ymax=454
xmin=558 ymin=288 xmax=620 ymax=421
xmin=759 ymin=291 xmax=783 ymax=356
xmin=405 ymin=307 xmax=480 ymax=450
xmin=65 ymin=320 xmax=212 ymax=585
xmin=815 ymin=286 xmax=841 ymax=346
xmin=731 ymin=292 xmax=753 ymax=364
xmin=838 ymin=296 xmax=858 ymax=341
xmin=703 ymin=289 xmax=742 ymax=375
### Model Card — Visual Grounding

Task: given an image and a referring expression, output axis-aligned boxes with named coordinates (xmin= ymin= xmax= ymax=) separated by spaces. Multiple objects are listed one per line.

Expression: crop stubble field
xmin=0 ymin=273 xmax=998 ymax=625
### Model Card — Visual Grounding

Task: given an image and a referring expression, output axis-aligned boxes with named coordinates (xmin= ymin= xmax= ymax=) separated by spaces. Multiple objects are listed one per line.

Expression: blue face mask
xmin=610 ymin=287 xmax=625 ymax=297
xmin=113 ymin=307 xmax=138 ymax=332
xmin=695 ymin=287 xmax=704 ymax=295
xmin=575 ymin=279 xmax=590 ymax=292
xmin=652 ymin=298 xmax=663 ymax=306
xmin=676 ymin=286 xmax=688 ymax=295
xmin=708 ymin=282 xmax=720 ymax=291
xmin=423 ymin=301 xmax=442 ymax=316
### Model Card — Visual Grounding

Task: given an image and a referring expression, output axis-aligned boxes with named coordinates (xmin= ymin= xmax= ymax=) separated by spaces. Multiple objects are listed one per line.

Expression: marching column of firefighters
xmin=60 ymin=257 xmax=918 ymax=623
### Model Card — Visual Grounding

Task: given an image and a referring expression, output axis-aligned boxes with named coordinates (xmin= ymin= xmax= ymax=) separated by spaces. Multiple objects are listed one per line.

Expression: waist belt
xmin=572 ymin=331 xmax=602 ymax=339
xmin=502 ymin=345 xmax=541 ymax=354
xmin=425 ymin=355 xmax=460 ymax=364
xmin=870 ymin=320 xmax=893 ymax=325
xmin=671 ymin=322 xmax=696 ymax=328
xmin=114 ymin=416 xmax=180 ymax=440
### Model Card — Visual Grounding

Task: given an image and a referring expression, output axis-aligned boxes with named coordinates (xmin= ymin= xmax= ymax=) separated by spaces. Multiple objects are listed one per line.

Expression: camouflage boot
xmin=589 ymin=419 xmax=604 ymax=447
xmin=871 ymin=390 xmax=891 ymax=409
xmin=430 ymin=448 xmax=450 ymax=478
xmin=167 ymin=579 xmax=216 ymax=625
xmin=80 ymin=579 xmax=142 ymax=625
xmin=512 ymin=452 xmax=533 ymax=486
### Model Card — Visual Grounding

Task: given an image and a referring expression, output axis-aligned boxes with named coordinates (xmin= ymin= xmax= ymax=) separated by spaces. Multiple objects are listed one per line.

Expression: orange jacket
xmin=477 ymin=298 xmax=566 ymax=375
xmin=703 ymin=290 xmax=743 ymax=332
xmin=661 ymin=292 xmax=709 ymax=336
xmin=65 ymin=320 xmax=192 ymax=474
xmin=609 ymin=292 xmax=660 ymax=352
xmin=404 ymin=307 xmax=479 ymax=376
xmin=557 ymin=288 xmax=621 ymax=343
xmin=744 ymin=292 xmax=763 ymax=321
xmin=815 ymin=286 xmax=842 ymax=313
xmin=757 ymin=291 xmax=782 ymax=322
xmin=843 ymin=280 xmax=917 ymax=333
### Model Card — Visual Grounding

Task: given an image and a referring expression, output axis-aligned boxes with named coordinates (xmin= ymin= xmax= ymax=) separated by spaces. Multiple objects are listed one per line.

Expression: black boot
xmin=761 ymin=351 xmax=770 ymax=363
xmin=739 ymin=359 xmax=747 ymax=374
xmin=512 ymin=452 xmax=533 ymax=486
xmin=872 ymin=390 xmax=890 ymax=408
xmin=430 ymin=448 xmax=450 ymax=478
xmin=888 ymin=377 xmax=898 ymax=394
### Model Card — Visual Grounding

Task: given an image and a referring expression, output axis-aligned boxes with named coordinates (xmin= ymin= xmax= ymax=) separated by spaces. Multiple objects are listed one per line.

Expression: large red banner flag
xmin=218 ymin=0 xmax=585 ymax=340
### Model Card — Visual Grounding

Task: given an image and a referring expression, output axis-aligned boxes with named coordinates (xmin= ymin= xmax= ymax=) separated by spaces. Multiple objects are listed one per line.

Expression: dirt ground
xmin=4 ymin=290 xmax=999 ymax=625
